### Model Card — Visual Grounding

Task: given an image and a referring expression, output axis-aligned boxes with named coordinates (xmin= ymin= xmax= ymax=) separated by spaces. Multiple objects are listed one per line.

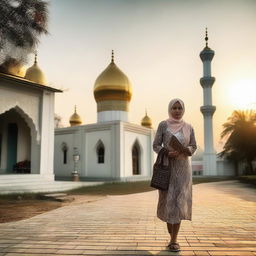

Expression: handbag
xmin=150 ymin=148 xmax=171 ymax=191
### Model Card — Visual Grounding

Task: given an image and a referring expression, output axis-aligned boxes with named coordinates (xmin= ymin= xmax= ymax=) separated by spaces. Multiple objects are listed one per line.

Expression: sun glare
xmin=229 ymin=79 xmax=256 ymax=110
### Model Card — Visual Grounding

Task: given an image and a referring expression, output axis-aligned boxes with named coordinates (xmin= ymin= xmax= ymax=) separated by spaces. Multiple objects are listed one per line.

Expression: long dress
xmin=153 ymin=120 xmax=197 ymax=224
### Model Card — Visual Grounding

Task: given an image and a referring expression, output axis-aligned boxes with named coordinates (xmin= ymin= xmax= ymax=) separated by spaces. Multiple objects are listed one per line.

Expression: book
xmin=168 ymin=135 xmax=189 ymax=155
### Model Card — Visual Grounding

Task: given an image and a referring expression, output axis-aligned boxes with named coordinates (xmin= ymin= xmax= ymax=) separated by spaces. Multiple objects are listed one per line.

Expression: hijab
xmin=166 ymin=98 xmax=191 ymax=146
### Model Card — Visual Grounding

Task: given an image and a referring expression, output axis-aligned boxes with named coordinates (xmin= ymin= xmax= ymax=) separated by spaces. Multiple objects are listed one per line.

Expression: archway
xmin=0 ymin=108 xmax=32 ymax=174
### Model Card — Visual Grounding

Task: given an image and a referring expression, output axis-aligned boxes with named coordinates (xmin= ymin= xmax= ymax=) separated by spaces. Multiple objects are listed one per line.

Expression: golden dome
xmin=69 ymin=106 xmax=82 ymax=127
xmin=141 ymin=110 xmax=152 ymax=128
xmin=94 ymin=51 xmax=132 ymax=103
xmin=24 ymin=54 xmax=46 ymax=85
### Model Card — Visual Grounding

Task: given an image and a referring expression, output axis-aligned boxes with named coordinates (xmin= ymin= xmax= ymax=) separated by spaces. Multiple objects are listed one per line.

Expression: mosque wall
xmin=0 ymin=83 xmax=41 ymax=175
xmin=54 ymin=132 xmax=77 ymax=177
xmin=54 ymin=122 xmax=155 ymax=181
xmin=122 ymin=124 xmax=153 ymax=178
xmin=85 ymin=130 xmax=112 ymax=178
xmin=55 ymin=124 xmax=118 ymax=180
xmin=0 ymin=83 xmax=41 ymax=139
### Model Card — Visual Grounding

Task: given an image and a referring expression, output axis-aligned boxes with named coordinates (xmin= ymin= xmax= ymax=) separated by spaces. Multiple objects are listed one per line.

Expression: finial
xmin=74 ymin=105 xmax=77 ymax=113
xmin=205 ymin=27 xmax=208 ymax=47
xmin=145 ymin=108 xmax=147 ymax=116
xmin=34 ymin=51 xmax=38 ymax=64
xmin=111 ymin=50 xmax=114 ymax=63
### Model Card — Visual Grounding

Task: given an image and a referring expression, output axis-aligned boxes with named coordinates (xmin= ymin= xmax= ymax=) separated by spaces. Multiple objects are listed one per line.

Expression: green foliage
xmin=0 ymin=0 xmax=48 ymax=65
xmin=219 ymin=110 xmax=256 ymax=175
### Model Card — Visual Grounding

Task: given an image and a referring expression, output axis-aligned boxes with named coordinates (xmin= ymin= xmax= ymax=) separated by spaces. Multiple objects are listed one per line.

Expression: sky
xmin=29 ymin=0 xmax=256 ymax=152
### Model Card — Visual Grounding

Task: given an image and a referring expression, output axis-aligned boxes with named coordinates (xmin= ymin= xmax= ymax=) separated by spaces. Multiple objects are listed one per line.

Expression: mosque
xmin=0 ymin=54 xmax=61 ymax=181
xmin=0 ymin=35 xmax=236 ymax=185
xmin=54 ymin=51 xmax=155 ymax=181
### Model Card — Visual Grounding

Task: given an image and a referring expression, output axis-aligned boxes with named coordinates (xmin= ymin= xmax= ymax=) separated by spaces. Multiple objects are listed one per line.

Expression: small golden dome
xmin=141 ymin=110 xmax=152 ymax=128
xmin=25 ymin=54 xmax=46 ymax=85
xmin=94 ymin=51 xmax=132 ymax=103
xmin=69 ymin=106 xmax=82 ymax=127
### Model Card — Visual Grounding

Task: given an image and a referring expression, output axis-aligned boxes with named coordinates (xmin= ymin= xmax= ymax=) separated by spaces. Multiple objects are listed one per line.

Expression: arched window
xmin=132 ymin=140 xmax=141 ymax=175
xmin=96 ymin=140 xmax=105 ymax=164
xmin=61 ymin=143 xmax=68 ymax=164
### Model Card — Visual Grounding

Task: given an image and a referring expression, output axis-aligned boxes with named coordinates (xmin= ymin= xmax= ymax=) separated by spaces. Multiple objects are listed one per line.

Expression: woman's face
xmin=170 ymin=101 xmax=183 ymax=120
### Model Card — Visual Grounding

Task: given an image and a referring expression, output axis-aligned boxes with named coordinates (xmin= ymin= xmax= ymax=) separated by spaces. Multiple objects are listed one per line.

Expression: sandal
xmin=168 ymin=242 xmax=180 ymax=252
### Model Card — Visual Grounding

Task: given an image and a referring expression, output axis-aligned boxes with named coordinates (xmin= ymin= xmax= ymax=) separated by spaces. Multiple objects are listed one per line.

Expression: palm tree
xmin=0 ymin=0 xmax=48 ymax=72
xmin=219 ymin=110 xmax=256 ymax=175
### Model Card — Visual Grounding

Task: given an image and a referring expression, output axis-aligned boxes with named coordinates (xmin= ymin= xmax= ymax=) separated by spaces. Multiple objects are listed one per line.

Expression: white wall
xmin=122 ymin=124 xmax=152 ymax=178
xmin=39 ymin=91 xmax=55 ymax=180
xmin=0 ymin=78 xmax=57 ymax=179
xmin=54 ymin=132 xmax=76 ymax=177
xmin=54 ymin=122 xmax=154 ymax=180
xmin=85 ymin=130 xmax=112 ymax=178
xmin=55 ymin=123 xmax=118 ymax=179
xmin=0 ymin=83 xmax=40 ymax=140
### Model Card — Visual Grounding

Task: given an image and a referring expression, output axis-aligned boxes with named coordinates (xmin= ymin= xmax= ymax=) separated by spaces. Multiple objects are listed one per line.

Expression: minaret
xmin=199 ymin=28 xmax=217 ymax=175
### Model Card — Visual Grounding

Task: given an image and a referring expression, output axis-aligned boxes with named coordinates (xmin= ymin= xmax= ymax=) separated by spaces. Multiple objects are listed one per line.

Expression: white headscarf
xmin=166 ymin=98 xmax=191 ymax=146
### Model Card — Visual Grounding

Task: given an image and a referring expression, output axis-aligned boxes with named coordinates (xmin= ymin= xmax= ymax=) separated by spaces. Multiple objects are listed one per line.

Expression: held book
xmin=168 ymin=135 xmax=189 ymax=155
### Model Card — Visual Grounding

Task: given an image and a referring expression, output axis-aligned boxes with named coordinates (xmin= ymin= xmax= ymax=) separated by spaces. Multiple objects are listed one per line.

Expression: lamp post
xmin=72 ymin=147 xmax=80 ymax=181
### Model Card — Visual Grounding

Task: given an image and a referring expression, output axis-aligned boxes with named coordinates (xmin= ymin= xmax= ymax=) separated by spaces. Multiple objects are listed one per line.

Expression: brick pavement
xmin=0 ymin=180 xmax=255 ymax=256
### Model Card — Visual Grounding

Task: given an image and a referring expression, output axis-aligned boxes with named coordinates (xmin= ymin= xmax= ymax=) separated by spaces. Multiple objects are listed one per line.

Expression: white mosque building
xmin=54 ymin=52 xmax=155 ymax=181
xmin=0 ymin=55 xmax=61 ymax=181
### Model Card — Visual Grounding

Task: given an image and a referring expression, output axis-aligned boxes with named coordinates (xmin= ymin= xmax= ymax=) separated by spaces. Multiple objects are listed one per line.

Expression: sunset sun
xmin=229 ymin=79 xmax=256 ymax=110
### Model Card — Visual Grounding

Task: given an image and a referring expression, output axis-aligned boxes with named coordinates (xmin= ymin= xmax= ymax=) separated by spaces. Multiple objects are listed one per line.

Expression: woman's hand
xmin=168 ymin=150 xmax=179 ymax=158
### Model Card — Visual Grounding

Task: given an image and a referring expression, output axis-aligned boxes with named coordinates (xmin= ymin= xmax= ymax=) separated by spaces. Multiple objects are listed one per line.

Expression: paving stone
xmin=0 ymin=180 xmax=255 ymax=255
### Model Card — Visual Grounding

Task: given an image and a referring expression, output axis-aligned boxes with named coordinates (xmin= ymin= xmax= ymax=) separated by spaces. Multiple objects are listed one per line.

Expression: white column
xmin=203 ymin=87 xmax=213 ymax=105
xmin=204 ymin=115 xmax=214 ymax=153
xmin=203 ymin=60 xmax=211 ymax=77
xmin=39 ymin=91 xmax=55 ymax=180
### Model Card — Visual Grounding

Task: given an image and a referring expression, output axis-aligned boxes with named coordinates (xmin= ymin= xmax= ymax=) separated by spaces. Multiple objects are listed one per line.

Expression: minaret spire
xmin=205 ymin=27 xmax=208 ymax=47
xmin=34 ymin=51 xmax=38 ymax=64
xmin=111 ymin=50 xmax=114 ymax=63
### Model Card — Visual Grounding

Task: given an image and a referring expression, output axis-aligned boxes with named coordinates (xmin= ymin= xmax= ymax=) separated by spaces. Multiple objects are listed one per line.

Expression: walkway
xmin=0 ymin=180 xmax=255 ymax=255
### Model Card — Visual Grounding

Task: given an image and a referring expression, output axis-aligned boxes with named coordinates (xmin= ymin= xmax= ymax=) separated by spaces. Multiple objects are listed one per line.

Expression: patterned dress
xmin=153 ymin=120 xmax=197 ymax=224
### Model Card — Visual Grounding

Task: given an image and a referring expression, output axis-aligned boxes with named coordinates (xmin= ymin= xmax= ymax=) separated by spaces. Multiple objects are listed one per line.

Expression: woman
xmin=153 ymin=98 xmax=197 ymax=252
